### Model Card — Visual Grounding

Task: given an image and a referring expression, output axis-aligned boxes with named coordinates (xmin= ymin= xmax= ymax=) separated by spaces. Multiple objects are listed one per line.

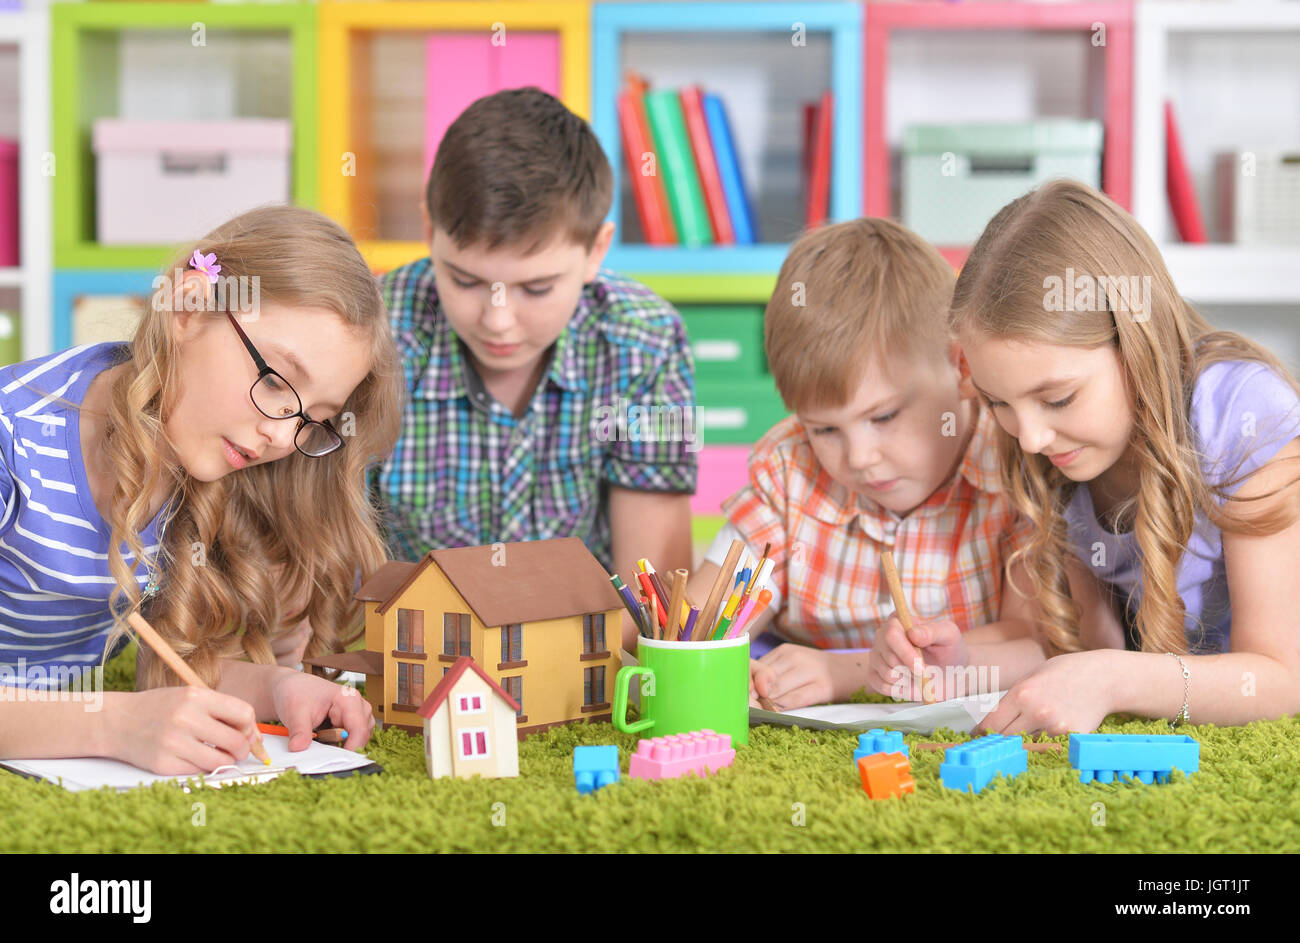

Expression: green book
xmin=643 ymin=89 xmax=714 ymax=246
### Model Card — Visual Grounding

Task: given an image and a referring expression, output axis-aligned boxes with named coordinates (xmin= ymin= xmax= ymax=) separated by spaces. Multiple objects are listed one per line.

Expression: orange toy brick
xmin=858 ymin=752 xmax=915 ymax=799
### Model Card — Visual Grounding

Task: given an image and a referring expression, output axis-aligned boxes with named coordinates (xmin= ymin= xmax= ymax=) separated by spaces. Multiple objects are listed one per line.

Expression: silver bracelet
xmin=1166 ymin=652 xmax=1190 ymax=730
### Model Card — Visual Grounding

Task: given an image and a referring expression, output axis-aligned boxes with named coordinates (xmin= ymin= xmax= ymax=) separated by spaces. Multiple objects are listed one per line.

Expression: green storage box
xmin=901 ymin=119 xmax=1103 ymax=246
xmin=696 ymin=378 xmax=789 ymax=445
xmin=681 ymin=305 xmax=767 ymax=382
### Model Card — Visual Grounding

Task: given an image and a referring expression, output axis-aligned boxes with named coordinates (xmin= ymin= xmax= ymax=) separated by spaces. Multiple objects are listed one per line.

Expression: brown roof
xmin=302 ymin=650 xmax=385 ymax=676
xmin=356 ymin=560 xmax=418 ymax=602
xmin=417 ymin=656 xmax=520 ymax=718
xmin=366 ymin=538 xmax=623 ymax=628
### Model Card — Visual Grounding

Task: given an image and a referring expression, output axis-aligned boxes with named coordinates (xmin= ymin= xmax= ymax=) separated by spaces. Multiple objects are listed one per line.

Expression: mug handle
xmin=613 ymin=666 xmax=655 ymax=735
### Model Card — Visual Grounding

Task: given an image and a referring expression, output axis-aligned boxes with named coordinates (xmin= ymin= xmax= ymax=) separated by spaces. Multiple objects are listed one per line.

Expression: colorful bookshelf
xmin=0 ymin=5 xmax=51 ymax=361
xmin=50 ymin=2 xmax=319 ymax=271
xmin=52 ymin=268 xmax=155 ymax=352
xmin=864 ymin=1 xmax=1134 ymax=268
xmin=317 ymin=1 xmax=591 ymax=274
xmin=593 ymin=1 xmax=863 ymax=274
xmin=629 ymin=271 xmax=788 ymax=527
xmin=1134 ymin=0 xmax=1300 ymax=306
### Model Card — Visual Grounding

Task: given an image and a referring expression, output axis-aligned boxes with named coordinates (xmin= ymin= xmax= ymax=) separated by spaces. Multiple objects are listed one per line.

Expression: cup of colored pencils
xmin=608 ymin=540 xmax=773 ymax=644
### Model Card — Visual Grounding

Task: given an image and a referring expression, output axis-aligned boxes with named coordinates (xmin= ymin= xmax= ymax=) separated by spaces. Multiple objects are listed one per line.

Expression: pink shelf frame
xmin=863 ymin=1 xmax=1134 ymax=265
xmin=692 ymin=444 xmax=751 ymax=516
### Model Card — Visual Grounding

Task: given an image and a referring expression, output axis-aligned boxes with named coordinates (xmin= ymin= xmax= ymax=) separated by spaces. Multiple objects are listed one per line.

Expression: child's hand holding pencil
xmin=866 ymin=614 xmax=968 ymax=701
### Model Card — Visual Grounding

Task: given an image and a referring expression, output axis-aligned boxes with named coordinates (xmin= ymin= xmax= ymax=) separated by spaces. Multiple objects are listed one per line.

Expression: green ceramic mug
xmin=613 ymin=634 xmax=750 ymax=746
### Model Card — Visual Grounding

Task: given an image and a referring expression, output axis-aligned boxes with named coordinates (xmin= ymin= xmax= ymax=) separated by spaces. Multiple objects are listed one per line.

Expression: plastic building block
xmin=573 ymin=745 xmax=620 ymax=795
xmin=1068 ymin=734 xmax=1200 ymax=785
xmin=857 ymin=752 xmax=915 ymax=799
xmin=939 ymin=735 xmax=1028 ymax=793
xmin=628 ymin=729 xmax=735 ymax=781
xmin=854 ymin=728 xmax=909 ymax=767
xmin=917 ymin=741 xmax=1060 ymax=753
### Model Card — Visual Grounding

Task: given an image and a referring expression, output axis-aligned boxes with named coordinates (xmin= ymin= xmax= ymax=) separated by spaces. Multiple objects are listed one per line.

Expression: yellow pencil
xmin=126 ymin=611 xmax=272 ymax=765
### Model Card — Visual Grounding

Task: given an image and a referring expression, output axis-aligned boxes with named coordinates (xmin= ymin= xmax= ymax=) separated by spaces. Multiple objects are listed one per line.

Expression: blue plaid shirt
xmin=372 ymin=258 xmax=698 ymax=571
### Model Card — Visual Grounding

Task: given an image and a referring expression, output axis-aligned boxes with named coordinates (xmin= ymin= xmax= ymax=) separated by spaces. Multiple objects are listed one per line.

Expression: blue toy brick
xmin=573 ymin=745 xmax=620 ymax=795
xmin=1068 ymin=734 xmax=1199 ymax=785
xmin=939 ymin=735 xmax=1028 ymax=794
xmin=854 ymin=728 xmax=908 ymax=767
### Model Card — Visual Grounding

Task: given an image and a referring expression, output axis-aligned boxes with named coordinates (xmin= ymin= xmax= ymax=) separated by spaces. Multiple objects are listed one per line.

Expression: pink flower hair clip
xmin=189 ymin=250 xmax=222 ymax=284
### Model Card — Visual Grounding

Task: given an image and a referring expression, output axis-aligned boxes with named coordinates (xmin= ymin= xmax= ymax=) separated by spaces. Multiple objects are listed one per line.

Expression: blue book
xmin=702 ymin=93 xmax=756 ymax=244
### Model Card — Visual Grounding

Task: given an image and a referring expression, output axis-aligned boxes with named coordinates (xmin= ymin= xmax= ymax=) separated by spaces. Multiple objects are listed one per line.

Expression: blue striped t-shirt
xmin=0 ymin=343 xmax=165 ymax=689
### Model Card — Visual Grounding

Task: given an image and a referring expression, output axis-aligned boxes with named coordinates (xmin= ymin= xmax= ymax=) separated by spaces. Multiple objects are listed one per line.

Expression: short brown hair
xmin=765 ymin=218 xmax=955 ymax=413
xmin=426 ymin=87 xmax=613 ymax=252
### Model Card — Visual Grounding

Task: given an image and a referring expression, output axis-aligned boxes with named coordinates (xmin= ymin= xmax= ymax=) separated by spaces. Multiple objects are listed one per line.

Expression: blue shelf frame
xmin=53 ymin=269 xmax=157 ymax=350
xmin=593 ymin=2 xmax=863 ymax=273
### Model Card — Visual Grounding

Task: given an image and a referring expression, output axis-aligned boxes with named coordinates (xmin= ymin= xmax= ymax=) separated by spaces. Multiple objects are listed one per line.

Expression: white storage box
xmin=902 ymin=120 xmax=1104 ymax=246
xmin=1215 ymin=150 xmax=1300 ymax=245
xmin=94 ymin=119 xmax=291 ymax=245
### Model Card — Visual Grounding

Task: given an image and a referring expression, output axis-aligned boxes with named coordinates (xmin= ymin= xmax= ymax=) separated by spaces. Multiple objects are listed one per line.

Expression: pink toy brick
xmin=628 ymin=729 xmax=736 ymax=781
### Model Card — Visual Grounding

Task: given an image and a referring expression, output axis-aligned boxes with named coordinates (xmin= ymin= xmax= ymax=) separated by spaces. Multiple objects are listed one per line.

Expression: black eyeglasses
xmin=225 ymin=312 xmax=344 ymax=458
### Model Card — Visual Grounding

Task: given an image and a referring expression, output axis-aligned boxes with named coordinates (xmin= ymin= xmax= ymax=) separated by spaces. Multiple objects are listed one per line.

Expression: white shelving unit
xmin=1134 ymin=1 xmax=1300 ymax=308
xmin=0 ymin=2 xmax=51 ymax=362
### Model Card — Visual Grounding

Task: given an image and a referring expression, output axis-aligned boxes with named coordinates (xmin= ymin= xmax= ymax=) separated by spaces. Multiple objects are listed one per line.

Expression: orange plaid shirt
xmin=720 ymin=400 xmax=1033 ymax=649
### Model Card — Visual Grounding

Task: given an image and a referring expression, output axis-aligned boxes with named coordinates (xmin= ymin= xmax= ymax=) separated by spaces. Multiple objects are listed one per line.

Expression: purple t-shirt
xmin=1065 ymin=360 xmax=1300 ymax=653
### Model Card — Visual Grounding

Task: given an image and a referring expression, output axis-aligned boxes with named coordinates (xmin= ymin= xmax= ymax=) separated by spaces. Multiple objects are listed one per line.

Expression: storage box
xmin=0 ymin=138 xmax=18 ymax=267
xmin=696 ymin=378 xmax=789 ymax=445
xmin=681 ymin=305 xmax=767 ymax=382
xmin=93 ymin=119 xmax=291 ymax=245
xmin=901 ymin=119 xmax=1103 ymax=246
xmin=1215 ymin=150 xmax=1300 ymax=245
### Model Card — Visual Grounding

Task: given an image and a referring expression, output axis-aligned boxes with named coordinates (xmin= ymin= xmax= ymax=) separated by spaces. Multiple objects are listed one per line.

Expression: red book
xmin=1165 ymin=100 xmax=1207 ymax=244
xmin=805 ymin=90 xmax=833 ymax=228
xmin=679 ymin=85 xmax=735 ymax=244
xmin=618 ymin=75 xmax=676 ymax=245
xmin=802 ymin=102 xmax=817 ymax=181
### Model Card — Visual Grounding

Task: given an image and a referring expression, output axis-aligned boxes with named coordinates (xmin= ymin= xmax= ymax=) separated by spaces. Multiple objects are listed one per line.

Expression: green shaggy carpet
xmin=3 ymin=643 xmax=1297 ymax=853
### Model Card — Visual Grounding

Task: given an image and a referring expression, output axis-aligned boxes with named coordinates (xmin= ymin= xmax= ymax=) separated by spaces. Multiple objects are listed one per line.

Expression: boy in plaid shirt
xmin=688 ymin=219 xmax=1039 ymax=708
xmin=372 ymin=89 xmax=697 ymax=651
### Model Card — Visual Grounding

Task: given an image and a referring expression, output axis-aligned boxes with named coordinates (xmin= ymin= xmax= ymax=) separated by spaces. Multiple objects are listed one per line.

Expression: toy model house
xmin=306 ymin=537 xmax=624 ymax=738
xmin=419 ymin=656 xmax=520 ymax=779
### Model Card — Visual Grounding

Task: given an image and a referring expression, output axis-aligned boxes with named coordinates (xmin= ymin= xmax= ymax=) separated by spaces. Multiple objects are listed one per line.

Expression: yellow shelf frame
xmin=318 ymin=1 xmax=592 ymax=272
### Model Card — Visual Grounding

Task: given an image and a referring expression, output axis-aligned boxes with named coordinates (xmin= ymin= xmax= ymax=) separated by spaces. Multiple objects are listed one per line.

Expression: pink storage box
xmin=93 ymin=119 xmax=291 ymax=245
xmin=0 ymin=138 xmax=18 ymax=267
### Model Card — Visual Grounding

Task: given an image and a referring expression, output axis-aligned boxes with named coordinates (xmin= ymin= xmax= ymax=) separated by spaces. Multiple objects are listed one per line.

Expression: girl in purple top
xmin=871 ymin=180 xmax=1300 ymax=734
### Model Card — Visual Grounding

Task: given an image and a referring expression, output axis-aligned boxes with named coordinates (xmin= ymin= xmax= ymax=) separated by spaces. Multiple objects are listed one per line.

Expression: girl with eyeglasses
xmin=0 ymin=205 xmax=402 ymax=774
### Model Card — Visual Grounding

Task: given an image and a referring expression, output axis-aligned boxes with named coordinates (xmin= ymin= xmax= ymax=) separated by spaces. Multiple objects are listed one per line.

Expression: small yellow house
xmin=418 ymin=656 xmax=520 ymax=779
xmin=308 ymin=538 xmax=624 ymax=737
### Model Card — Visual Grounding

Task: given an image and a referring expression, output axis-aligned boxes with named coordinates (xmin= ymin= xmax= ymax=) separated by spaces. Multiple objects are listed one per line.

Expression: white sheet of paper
xmin=753 ymin=691 xmax=1007 ymax=735
xmin=0 ymin=734 xmax=373 ymax=792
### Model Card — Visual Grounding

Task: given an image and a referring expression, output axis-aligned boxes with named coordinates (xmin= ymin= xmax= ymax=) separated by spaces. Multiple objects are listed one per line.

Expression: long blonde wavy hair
xmin=950 ymin=180 xmax=1300 ymax=655
xmin=99 ymin=205 xmax=402 ymax=688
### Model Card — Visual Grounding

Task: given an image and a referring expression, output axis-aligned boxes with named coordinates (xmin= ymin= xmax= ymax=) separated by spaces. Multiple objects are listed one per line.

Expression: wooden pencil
xmin=666 ymin=569 xmax=687 ymax=640
xmin=915 ymin=741 xmax=1061 ymax=753
xmin=126 ymin=611 xmax=272 ymax=765
xmin=879 ymin=550 xmax=935 ymax=705
xmin=693 ymin=539 xmax=744 ymax=641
